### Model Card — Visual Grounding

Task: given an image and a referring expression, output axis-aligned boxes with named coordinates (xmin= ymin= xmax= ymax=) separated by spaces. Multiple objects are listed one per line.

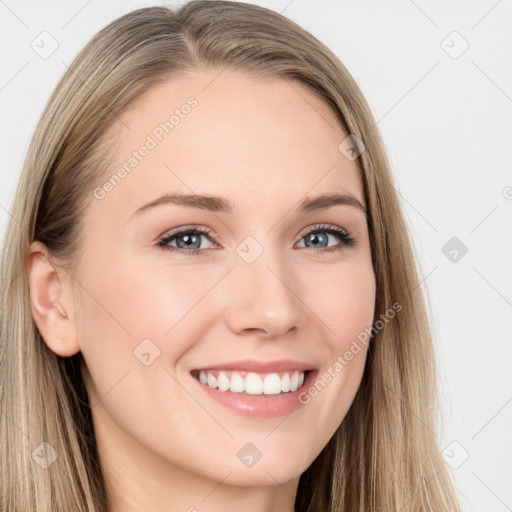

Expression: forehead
xmin=98 ymin=69 xmax=364 ymax=214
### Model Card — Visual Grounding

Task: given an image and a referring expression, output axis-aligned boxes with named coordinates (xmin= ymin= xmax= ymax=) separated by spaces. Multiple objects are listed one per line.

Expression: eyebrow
xmin=131 ymin=192 xmax=367 ymax=217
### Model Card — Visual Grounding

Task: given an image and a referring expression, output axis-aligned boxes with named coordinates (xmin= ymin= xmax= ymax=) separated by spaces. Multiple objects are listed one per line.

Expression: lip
xmin=191 ymin=358 xmax=317 ymax=373
xmin=189 ymin=366 xmax=318 ymax=418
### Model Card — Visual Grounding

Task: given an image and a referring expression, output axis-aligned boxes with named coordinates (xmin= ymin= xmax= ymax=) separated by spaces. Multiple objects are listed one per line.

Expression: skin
xmin=27 ymin=69 xmax=376 ymax=512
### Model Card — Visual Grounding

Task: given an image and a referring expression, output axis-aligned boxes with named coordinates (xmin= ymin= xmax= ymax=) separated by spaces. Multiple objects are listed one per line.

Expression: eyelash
xmin=156 ymin=223 xmax=355 ymax=256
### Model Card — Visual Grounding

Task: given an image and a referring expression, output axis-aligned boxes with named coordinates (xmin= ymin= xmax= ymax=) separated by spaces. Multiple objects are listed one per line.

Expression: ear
xmin=26 ymin=240 xmax=80 ymax=357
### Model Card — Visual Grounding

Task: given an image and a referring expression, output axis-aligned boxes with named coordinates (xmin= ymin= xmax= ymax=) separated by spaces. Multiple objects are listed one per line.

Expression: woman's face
xmin=63 ymin=70 xmax=375 ymax=492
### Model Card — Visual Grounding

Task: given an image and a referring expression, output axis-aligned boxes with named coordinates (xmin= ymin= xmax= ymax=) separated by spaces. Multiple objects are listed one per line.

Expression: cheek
xmin=71 ymin=256 xmax=174 ymax=387
xmin=295 ymin=259 xmax=375 ymax=445
xmin=306 ymin=258 xmax=376 ymax=349
xmin=74 ymin=254 xmax=227 ymax=397
xmin=76 ymin=253 xmax=212 ymax=345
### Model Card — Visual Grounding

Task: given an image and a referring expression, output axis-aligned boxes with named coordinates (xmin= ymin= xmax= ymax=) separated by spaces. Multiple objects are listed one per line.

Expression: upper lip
xmin=192 ymin=359 xmax=317 ymax=373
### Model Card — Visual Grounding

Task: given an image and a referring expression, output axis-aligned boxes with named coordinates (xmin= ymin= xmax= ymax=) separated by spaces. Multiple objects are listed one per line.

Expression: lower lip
xmin=190 ymin=370 xmax=317 ymax=418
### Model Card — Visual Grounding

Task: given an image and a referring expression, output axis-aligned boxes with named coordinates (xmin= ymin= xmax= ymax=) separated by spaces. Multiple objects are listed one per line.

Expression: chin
xmin=221 ymin=465 xmax=303 ymax=487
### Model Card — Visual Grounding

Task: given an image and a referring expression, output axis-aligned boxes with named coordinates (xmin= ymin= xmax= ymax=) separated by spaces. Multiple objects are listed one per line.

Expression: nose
xmin=224 ymin=244 xmax=302 ymax=339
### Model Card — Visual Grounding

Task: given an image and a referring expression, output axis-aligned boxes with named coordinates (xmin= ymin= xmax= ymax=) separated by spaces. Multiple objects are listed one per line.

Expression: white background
xmin=1 ymin=1 xmax=511 ymax=510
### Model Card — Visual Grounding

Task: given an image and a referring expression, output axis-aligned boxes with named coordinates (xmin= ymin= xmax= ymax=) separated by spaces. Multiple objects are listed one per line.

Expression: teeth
xmin=196 ymin=370 xmax=307 ymax=395
xmin=245 ymin=373 xmax=263 ymax=394
xmin=290 ymin=371 xmax=298 ymax=391
xmin=281 ymin=373 xmax=291 ymax=392
xmin=262 ymin=373 xmax=281 ymax=395
xmin=217 ymin=371 xmax=230 ymax=392
xmin=206 ymin=373 xmax=217 ymax=389
xmin=229 ymin=372 xmax=245 ymax=393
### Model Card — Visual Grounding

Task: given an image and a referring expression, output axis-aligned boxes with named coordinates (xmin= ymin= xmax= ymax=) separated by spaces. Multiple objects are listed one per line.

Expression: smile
xmin=192 ymin=369 xmax=307 ymax=395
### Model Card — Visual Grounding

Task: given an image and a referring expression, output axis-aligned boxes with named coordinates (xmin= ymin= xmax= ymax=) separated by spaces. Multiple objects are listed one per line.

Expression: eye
xmin=295 ymin=223 xmax=355 ymax=254
xmin=156 ymin=226 xmax=217 ymax=256
xmin=156 ymin=223 xmax=355 ymax=256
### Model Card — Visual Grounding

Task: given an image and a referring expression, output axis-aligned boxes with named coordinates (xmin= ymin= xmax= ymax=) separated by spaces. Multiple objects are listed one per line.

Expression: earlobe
xmin=26 ymin=241 xmax=80 ymax=357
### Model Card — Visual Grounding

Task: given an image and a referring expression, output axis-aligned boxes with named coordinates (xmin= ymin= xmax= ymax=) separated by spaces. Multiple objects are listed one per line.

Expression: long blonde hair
xmin=0 ymin=1 xmax=460 ymax=510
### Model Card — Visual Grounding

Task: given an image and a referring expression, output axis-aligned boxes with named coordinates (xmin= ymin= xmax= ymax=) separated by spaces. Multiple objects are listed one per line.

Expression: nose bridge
xmin=224 ymin=235 xmax=302 ymax=337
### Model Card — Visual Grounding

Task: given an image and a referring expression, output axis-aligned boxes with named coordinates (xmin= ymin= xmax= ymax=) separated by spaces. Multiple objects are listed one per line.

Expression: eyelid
xmin=297 ymin=223 xmax=349 ymax=239
xmin=156 ymin=225 xmax=218 ymax=246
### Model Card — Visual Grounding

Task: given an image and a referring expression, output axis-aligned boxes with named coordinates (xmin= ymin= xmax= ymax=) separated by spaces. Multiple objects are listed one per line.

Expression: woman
xmin=0 ymin=1 xmax=461 ymax=510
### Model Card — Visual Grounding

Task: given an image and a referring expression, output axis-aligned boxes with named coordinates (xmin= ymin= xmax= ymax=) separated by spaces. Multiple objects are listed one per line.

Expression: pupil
xmin=178 ymin=234 xmax=199 ymax=249
xmin=308 ymin=233 xmax=327 ymax=248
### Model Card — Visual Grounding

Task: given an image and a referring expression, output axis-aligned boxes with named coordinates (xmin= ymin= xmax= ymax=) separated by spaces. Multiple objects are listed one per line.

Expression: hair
xmin=0 ymin=1 xmax=460 ymax=510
